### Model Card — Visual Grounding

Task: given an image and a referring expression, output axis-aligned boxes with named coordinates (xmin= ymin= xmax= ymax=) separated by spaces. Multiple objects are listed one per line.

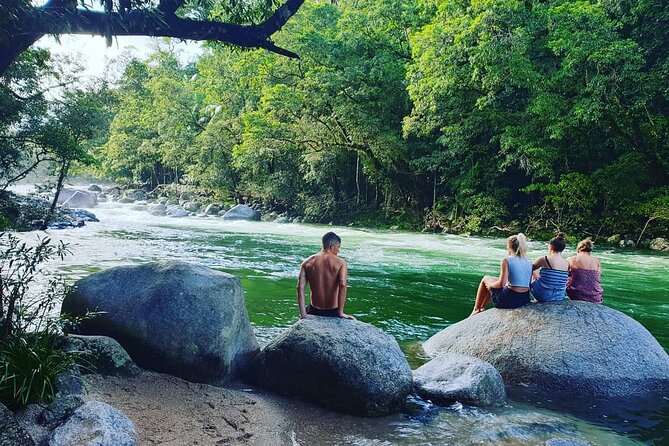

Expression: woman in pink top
xmin=566 ymin=239 xmax=603 ymax=303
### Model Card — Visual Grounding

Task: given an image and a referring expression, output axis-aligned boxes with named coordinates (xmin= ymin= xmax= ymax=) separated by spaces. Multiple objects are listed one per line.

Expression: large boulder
xmin=0 ymin=403 xmax=35 ymax=446
xmin=58 ymin=189 xmax=97 ymax=208
xmin=413 ymin=353 xmax=506 ymax=406
xmin=61 ymin=261 xmax=259 ymax=382
xmin=222 ymin=204 xmax=261 ymax=221
xmin=45 ymin=401 xmax=138 ymax=446
xmin=254 ymin=317 xmax=412 ymax=416
xmin=650 ymin=237 xmax=669 ymax=252
xmin=423 ymin=301 xmax=669 ymax=398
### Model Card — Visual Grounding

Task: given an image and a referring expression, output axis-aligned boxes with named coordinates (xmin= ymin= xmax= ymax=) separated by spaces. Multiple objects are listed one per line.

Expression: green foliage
xmin=0 ymin=332 xmax=76 ymax=409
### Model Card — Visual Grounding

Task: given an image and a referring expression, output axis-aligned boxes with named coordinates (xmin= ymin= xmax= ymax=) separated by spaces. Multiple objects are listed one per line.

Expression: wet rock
xmin=413 ymin=353 xmax=506 ymax=406
xmin=423 ymin=301 xmax=669 ymax=398
xmin=650 ymin=237 xmax=669 ymax=252
xmin=183 ymin=201 xmax=201 ymax=212
xmin=87 ymin=185 xmax=102 ymax=192
xmin=166 ymin=207 xmax=189 ymax=218
xmin=204 ymin=204 xmax=221 ymax=215
xmin=59 ymin=189 xmax=98 ymax=209
xmin=103 ymin=186 xmax=121 ymax=196
xmin=62 ymin=261 xmax=259 ymax=382
xmin=254 ymin=317 xmax=412 ymax=416
xmin=606 ymin=234 xmax=621 ymax=244
xmin=130 ymin=204 xmax=148 ymax=211
xmin=45 ymin=401 xmax=138 ymax=446
xmin=619 ymin=239 xmax=636 ymax=248
xmin=0 ymin=403 xmax=35 ymax=446
xmin=275 ymin=216 xmax=290 ymax=223
xmin=59 ymin=335 xmax=140 ymax=376
xmin=222 ymin=204 xmax=261 ymax=221
xmin=117 ymin=197 xmax=134 ymax=204
xmin=124 ymin=189 xmax=147 ymax=201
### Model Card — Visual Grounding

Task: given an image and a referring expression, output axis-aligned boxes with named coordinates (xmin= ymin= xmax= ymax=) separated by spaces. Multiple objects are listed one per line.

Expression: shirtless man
xmin=297 ymin=232 xmax=355 ymax=319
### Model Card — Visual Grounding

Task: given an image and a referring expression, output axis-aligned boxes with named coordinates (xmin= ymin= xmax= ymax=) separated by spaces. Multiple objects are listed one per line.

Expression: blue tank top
xmin=506 ymin=256 xmax=532 ymax=287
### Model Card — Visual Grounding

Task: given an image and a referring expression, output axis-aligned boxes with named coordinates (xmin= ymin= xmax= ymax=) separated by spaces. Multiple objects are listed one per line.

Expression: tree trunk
xmin=41 ymin=161 xmax=69 ymax=230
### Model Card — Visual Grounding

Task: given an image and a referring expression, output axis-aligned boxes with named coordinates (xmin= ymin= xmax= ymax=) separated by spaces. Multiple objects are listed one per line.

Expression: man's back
xmin=302 ymin=252 xmax=345 ymax=309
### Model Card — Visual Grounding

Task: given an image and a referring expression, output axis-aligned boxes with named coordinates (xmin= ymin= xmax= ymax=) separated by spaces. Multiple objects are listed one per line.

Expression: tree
xmin=0 ymin=0 xmax=305 ymax=75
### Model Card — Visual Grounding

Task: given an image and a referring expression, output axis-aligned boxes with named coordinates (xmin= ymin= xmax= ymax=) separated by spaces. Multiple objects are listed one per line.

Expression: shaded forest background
xmin=2 ymin=0 xmax=668 ymax=241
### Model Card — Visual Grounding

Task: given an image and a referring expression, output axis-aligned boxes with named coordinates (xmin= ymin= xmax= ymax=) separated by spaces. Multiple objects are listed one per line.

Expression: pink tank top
xmin=566 ymin=269 xmax=603 ymax=304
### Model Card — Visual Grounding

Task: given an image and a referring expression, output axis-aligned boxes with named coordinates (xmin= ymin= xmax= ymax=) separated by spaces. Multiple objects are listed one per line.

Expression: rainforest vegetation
xmin=1 ymin=0 xmax=668 ymax=241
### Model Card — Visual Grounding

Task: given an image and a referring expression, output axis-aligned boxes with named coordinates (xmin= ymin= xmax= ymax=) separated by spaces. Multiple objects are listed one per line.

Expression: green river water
xmin=31 ymin=203 xmax=669 ymax=445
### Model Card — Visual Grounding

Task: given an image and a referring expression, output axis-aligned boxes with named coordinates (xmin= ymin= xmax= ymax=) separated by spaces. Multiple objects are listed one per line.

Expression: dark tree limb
xmin=0 ymin=0 xmax=304 ymax=74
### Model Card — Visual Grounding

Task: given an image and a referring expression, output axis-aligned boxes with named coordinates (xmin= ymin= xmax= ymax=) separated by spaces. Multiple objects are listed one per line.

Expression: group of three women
xmin=471 ymin=233 xmax=603 ymax=315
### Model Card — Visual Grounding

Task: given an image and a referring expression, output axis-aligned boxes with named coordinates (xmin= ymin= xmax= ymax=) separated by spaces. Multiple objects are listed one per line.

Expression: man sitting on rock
xmin=297 ymin=232 xmax=356 ymax=320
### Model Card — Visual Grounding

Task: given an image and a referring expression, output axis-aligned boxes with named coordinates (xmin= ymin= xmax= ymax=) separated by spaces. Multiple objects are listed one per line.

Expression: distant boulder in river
xmin=222 ymin=204 xmax=261 ymax=221
xmin=58 ymin=188 xmax=97 ymax=208
xmin=423 ymin=301 xmax=669 ymax=398
xmin=61 ymin=261 xmax=259 ymax=383
xmin=253 ymin=317 xmax=413 ymax=416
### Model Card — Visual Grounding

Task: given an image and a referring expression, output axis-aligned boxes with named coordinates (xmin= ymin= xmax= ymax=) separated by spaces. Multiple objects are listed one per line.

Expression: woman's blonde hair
xmin=508 ymin=233 xmax=528 ymax=258
xmin=577 ymin=238 xmax=593 ymax=253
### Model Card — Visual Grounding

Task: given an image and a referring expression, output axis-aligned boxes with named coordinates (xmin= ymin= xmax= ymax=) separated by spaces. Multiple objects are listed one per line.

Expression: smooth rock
xmin=413 ymin=353 xmax=506 ymax=406
xmin=117 ymin=197 xmax=134 ymax=204
xmin=204 ymin=204 xmax=221 ymax=215
xmin=124 ymin=189 xmax=147 ymax=201
xmin=166 ymin=207 xmax=189 ymax=218
xmin=0 ymin=403 xmax=35 ymax=446
xmin=59 ymin=335 xmax=140 ymax=376
xmin=254 ymin=317 xmax=412 ymax=416
xmin=62 ymin=261 xmax=259 ymax=382
xmin=650 ymin=237 xmax=669 ymax=252
xmin=45 ymin=401 xmax=138 ymax=446
xmin=60 ymin=190 xmax=98 ymax=209
xmin=222 ymin=204 xmax=261 ymax=221
xmin=423 ymin=301 xmax=669 ymax=398
xmin=183 ymin=201 xmax=200 ymax=212
xmin=87 ymin=185 xmax=102 ymax=192
xmin=148 ymin=203 xmax=166 ymax=212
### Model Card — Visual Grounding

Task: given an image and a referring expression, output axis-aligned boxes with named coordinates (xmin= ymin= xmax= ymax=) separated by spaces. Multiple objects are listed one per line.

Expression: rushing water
xmin=22 ymin=202 xmax=669 ymax=445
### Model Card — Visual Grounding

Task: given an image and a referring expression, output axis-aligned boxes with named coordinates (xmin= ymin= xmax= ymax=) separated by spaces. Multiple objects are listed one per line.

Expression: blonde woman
xmin=566 ymin=239 xmax=603 ymax=304
xmin=471 ymin=233 xmax=532 ymax=315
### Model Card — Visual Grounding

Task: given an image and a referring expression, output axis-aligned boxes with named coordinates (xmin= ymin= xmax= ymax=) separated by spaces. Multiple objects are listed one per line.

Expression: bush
xmin=0 ymin=332 xmax=76 ymax=408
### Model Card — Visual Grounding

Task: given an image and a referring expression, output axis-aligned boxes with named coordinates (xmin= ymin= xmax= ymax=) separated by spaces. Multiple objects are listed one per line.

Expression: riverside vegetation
xmin=1 ymin=0 xmax=668 ymax=244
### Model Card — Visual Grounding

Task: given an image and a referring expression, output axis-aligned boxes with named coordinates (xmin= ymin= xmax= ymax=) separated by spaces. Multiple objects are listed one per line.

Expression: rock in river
xmin=222 ymin=204 xmax=261 ymax=221
xmin=61 ymin=261 xmax=259 ymax=382
xmin=413 ymin=352 xmax=506 ymax=406
xmin=254 ymin=317 xmax=412 ymax=416
xmin=423 ymin=300 xmax=669 ymax=398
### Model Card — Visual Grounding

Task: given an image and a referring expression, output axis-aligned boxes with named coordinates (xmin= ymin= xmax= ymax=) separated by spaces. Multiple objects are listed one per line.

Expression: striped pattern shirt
xmin=536 ymin=268 xmax=569 ymax=290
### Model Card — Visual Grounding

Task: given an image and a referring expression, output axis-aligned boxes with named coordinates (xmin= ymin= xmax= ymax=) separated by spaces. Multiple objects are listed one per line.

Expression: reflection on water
xmin=16 ymin=202 xmax=669 ymax=445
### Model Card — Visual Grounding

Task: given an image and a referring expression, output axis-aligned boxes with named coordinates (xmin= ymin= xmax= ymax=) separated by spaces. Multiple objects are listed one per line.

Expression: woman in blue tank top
xmin=471 ymin=233 xmax=532 ymax=315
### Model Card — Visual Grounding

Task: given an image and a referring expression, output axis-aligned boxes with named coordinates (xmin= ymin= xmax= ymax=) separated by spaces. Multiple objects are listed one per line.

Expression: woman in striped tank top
xmin=530 ymin=234 xmax=569 ymax=302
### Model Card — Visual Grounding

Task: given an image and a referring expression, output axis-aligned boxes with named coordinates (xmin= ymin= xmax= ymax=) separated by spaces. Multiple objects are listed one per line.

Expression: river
xmin=26 ymin=202 xmax=669 ymax=445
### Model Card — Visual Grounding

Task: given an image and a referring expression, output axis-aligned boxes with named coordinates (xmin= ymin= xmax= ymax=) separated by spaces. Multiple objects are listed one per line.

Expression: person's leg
xmin=472 ymin=276 xmax=496 ymax=315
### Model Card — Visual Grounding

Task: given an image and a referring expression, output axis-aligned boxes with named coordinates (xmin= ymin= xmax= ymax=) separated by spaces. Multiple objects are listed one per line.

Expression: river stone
xmin=61 ymin=261 xmax=259 ymax=382
xmin=87 ymin=184 xmax=102 ymax=192
xmin=166 ymin=207 xmax=189 ymax=218
xmin=45 ymin=401 xmax=138 ymax=446
xmin=183 ymin=201 xmax=201 ymax=212
xmin=60 ymin=190 xmax=98 ymax=209
xmin=423 ymin=301 xmax=669 ymax=398
xmin=0 ymin=403 xmax=35 ymax=446
xmin=59 ymin=335 xmax=140 ymax=376
xmin=124 ymin=189 xmax=147 ymax=201
xmin=117 ymin=197 xmax=134 ymax=204
xmin=650 ymin=237 xmax=669 ymax=252
xmin=222 ymin=204 xmax=261 ymax=221
xmin=204 ymin=204 xmax=221 ymax=215
xmin=413 ymin=353 xmax=506 ymax=406
xmin=254 ymin=317 xmax=412 ymax=416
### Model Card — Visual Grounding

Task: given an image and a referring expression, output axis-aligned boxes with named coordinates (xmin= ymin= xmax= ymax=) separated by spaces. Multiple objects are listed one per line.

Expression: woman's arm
xmin=487 ymin=258 xmax=508 ymax=290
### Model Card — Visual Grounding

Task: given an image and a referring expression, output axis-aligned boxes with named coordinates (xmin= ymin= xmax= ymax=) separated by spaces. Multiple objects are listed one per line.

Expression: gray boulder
xmin=650 ymin=237 xmax=669 ymax=252
xmin=45 ymin=401 xmax=138 ymax=446
xmin=423 ymin=301 xmax=669 ymax=398
xmin=413 ymin=353 xmax=506 ymax=406
xmin=254 ymin=317 xmax=412 ymax=416
xmin=123 ymin=189 xmax=147 ymax=201
xmin=204 ymin=204 xmax=221 ymax=215
xmin=59 ymin=335 xmax=140 ymax=376
xmin=117 ymin=197 xmax=134 ymax=204
xmin=103 ymin=186 xmax=121 ymax=196
xmin=166 ymin=207 xmax=189 ymax=218
xmin=222 ymin=204 xmax=261 ymax=221
xmin=60 ymin=190 xmax=97 ymax=209
xmin=87 ymin=184 xmax=102 ymax=192
xmin=61 ymin=261 xmax=259 ymax=382
xmin=0 ymin=403 xmax=35 ymax=446
xmin=39 ymin=394 xmax=85 ymax=427
xmin=183 ymin=201 xmax=201 ymax=212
